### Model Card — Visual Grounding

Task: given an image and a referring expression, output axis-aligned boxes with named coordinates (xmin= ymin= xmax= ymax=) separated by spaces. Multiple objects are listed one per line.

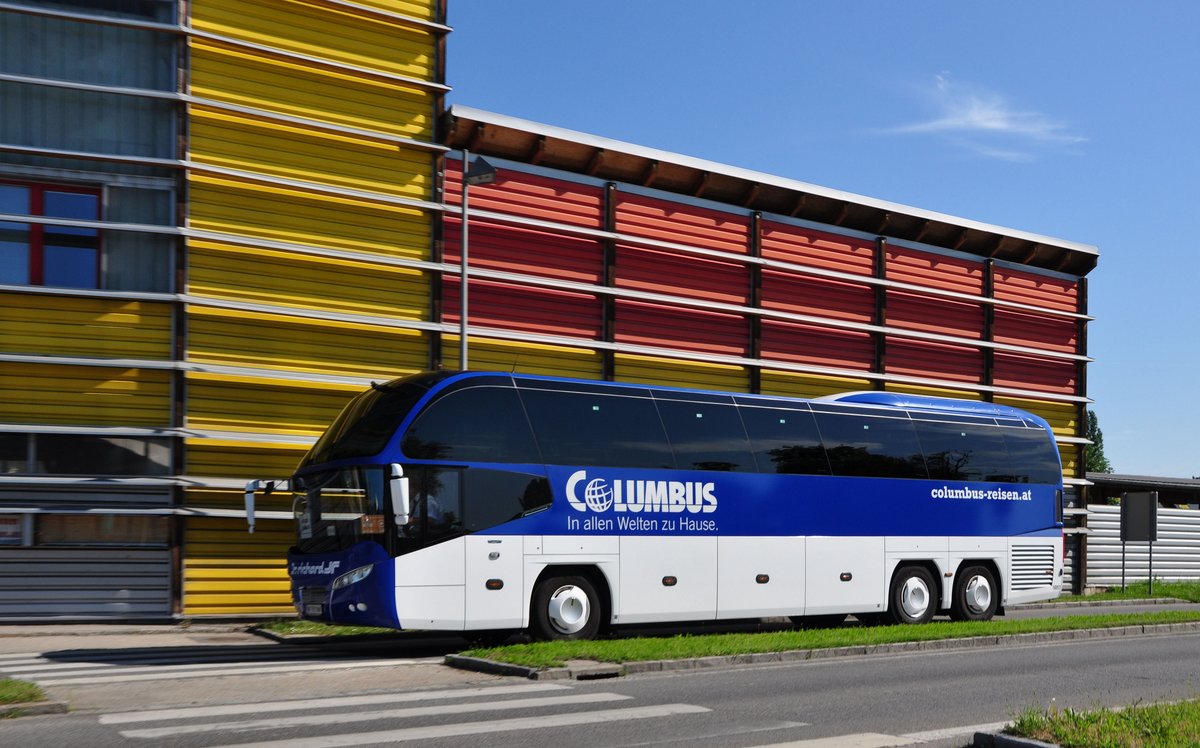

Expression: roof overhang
xmin=444 ymin=106 xmax=1099 ymax=277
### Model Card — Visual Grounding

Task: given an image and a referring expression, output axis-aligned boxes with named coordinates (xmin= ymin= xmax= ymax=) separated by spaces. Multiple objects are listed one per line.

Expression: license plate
xmin=304 ymin=604 xmax=323 ymax=616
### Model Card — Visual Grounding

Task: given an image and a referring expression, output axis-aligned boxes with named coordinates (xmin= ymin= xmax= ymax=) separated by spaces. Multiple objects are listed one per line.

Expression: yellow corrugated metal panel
xmin=188 ymin=240 xmax=430 ymax=319
xmin=759 ymin=370 xmax=873 ymax=400
xmin=0 ymin=293 xmax=172 ymax=360
xmin=441 ymin=337 xmax=603 ymax=380
xmin=614 ymin=354 xmax=749 ymax=392
xmin=183 ymin=517 xmax=292 ymax=615
xmin=186 ymin=372 xmax=358 ymax=437
xmin=885 ymin=382 xmax=984 ymax=401
xmin=353 ymin=0 xmax=436 ymax=21
xmin=185 ymin=439 xmax=308 ymax=478
xmin=191 ymin=0 xmax=437 ymax=80
xmin=187 ymin=306 xmax=428 ymax=378
xmin=0 ymin=362 xmax=171 ymax=426
xmin=190 ymin=39 xmax=433 ymax=139
xmin=188 ymin=174 xmax=431 ymax=261
xmin=994 ymin=396 xmax=1080 ymax=439
xmin=1060 ymin=444 xmax=1080 ymax=476
xmin=189 ymin=107 xmax=432 ymax=201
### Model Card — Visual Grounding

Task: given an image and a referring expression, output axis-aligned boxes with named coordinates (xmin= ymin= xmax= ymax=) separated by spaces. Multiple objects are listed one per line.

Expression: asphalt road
xmin=2 ymin=603 xmax=1199 ymax=747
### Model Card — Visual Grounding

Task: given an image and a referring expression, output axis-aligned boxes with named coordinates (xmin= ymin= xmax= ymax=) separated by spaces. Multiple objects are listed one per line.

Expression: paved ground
xmin=0 ymin=624 xmax=500 ymax=713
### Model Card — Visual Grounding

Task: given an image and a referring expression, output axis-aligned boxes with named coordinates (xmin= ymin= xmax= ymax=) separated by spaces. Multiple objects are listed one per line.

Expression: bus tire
xmin=949 ymin=565 xmax=998 ymax=621
xmin=531 ymin=575 xmax=601 ymax=640
xmin=887 ymin=566 xmax=937 ymax=625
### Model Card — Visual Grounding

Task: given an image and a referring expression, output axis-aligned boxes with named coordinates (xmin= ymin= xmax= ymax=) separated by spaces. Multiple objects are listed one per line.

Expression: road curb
xmin=972 ymin=731 xmax=1060 ymax=747
xmin=444 ymin=620 xmax=1200 ymax=681
xmin=0 ymin=701 xmax=69 ymax=719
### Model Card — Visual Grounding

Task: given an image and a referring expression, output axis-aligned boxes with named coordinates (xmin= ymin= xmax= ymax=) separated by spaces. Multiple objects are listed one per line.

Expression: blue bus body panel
xmin=480 ymin=466 xmax=1059 ymax=539
xmin=288 ymin=541 xmax=399 ymax=628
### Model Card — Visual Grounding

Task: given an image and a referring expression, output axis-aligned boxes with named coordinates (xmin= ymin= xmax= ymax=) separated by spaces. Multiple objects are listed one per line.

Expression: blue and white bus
xmin=249 ymin=371 xmax=1064 ymax=640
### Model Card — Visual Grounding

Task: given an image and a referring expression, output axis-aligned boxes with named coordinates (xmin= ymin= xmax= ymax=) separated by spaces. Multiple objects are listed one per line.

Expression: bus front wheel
xmin=949 ymin=565 xmax=998 ymax=621
xmin=531 ymin=575 xmax=601 ymax=640
xmin=887 ymin=566 xmax=937 ymax=625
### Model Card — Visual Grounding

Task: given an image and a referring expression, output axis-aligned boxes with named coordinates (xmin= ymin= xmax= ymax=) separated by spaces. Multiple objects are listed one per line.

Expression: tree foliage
xmin=1085 ymin=409 xmax=1114 ymax=473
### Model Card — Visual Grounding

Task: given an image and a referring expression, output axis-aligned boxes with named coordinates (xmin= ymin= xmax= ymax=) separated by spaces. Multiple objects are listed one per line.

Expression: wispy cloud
xmin=885 ymin=73 xmax=1085 ymax=161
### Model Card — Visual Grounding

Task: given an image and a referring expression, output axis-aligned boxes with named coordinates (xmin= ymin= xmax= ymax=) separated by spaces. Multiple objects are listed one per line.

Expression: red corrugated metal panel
xmin=993 ymin=309 xmax=1078 ymax=354
xmin=615 ymin=246 xmax=748 ymax=305
xmin=615 ymin=300 xmax=747 ymax=356
xmin=886 ymin=292 xmax=983 ymax=339
xmin=761 ymin=270 xmax=874 ymax=322
xmin=446 ymin=160 xmax=603 ymax=228
xmin=993 ymin=268 xmax=1079 ymax=313
xmin=886 ymin=338 xmax=983 ymax=384
xmin=760 ymin=320 xmax=874 ymax=370
xmin=443 ymin=279 xmax=602 ymax=339
xmin=615 ymin=193 xmax=750 ymax=255
xmin=760 ymin=220 xmax=874 ymax=275
xmin=443 ymin=218 xmax=603 ymax=284
xmin=993 ymin=352 xmax=1077 ymax=395
xmin=886 ymin=246 xmax=983 ymax=294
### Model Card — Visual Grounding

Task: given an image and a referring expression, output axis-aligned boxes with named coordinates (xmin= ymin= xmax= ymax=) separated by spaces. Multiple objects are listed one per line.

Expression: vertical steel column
xmin=602 ymin=182 xmax=618 ymax=381
xmin=982 ymin=259 xmax=996 ymax=402
xmin=749 ymin=211 xmax=763 ymax=394
xmin=872 ymin=237 xmax=887 ymax=389
xmin=459 ymin=148 xmax=470 ymax=370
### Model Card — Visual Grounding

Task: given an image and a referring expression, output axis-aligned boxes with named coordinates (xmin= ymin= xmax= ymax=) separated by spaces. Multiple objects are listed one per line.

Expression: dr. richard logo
xmin=565 ymin=470 xmax=717 ymax=514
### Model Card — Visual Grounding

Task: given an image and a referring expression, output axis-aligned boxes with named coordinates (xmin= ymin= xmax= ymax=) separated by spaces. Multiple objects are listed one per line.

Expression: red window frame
xmin=0 ymin=179 xmax=103 ymax=287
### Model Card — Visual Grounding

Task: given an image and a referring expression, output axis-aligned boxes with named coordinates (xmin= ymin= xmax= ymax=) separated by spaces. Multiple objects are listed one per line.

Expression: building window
xmin=1 ymin=434 xmax=172 ymax=476
xmin=0 ymin=181 xmax=101 ymax=289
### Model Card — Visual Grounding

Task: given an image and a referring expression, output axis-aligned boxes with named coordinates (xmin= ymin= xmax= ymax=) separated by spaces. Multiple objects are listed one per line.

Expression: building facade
xmin=0 ymin=0 xmax=448 ymax=617
xmin=0 ymin=0 xmax=1095 ymax=619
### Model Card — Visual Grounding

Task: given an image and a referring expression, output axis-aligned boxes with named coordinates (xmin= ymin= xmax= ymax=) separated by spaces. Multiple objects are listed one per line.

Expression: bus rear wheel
xmin=887 ymin=566 xmax=937 ymax=625
xmin=531 ymin=575 xmax=601 ymax=640
xmin=949 ymin=565 xmax=998 ymax=621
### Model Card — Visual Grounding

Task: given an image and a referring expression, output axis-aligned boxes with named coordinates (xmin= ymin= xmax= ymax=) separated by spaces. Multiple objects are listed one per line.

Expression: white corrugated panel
xmin=1086 ymin=505 xmax=1200 ymax=586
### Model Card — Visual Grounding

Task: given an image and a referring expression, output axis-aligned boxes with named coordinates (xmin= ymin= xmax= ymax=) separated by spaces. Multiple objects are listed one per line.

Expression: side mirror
xmin=389 ymin=464 xmax=410 ymax=525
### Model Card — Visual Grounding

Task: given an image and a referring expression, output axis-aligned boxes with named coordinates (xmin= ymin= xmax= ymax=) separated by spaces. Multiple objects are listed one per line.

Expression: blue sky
xmin=447 ymin=2 xmax=1199 ymax=478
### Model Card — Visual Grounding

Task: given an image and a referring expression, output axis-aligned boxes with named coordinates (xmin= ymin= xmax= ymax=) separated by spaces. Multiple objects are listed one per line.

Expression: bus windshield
xmin=292 ymin=467 xmax=388 ymax=555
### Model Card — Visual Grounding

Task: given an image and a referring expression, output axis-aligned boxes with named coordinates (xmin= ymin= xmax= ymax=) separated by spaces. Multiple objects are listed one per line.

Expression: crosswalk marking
xmin=208 ymin=703 xmax=712 ymax=748
xmin=100 ymin=683 xmax=572 ymax=724
xmin=119 ymin=692 xmax=634 ymax=739
xmin=29 ymin=657 xmax=440 ymax=686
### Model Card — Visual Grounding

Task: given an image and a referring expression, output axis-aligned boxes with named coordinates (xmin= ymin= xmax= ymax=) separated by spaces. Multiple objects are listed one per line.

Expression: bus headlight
xmin=331 ymin=564 xmax=373 ymax=591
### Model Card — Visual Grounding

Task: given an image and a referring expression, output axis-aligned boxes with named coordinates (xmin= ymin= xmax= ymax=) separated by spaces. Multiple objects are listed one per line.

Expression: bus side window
xmin=738 ymin=405 xmax=831 ymax=475
xmin=463 ymin=469 xmax=551 ymax=532
xmin=401 ymin=386 xmax=540 ymax=464
xmin=911 ymin=420 xmax=1013 ymax=482
xmin=519 ymin=388 xmax=675 ymax=469
xmin=812 ymin=409 xmax=928 ymax=479
xmin=655 ymin=397 xmax=755 ymax=472
xmin=1000 ymin=427 xmax=1063 ymax=484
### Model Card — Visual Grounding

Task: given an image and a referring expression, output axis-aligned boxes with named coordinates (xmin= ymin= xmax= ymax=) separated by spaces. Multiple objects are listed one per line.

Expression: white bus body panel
xmin=393 ymin=537 xmax=465 ymax=630
xmin=716 ymin=536 xmax=805 ymax=619
xmin=618 ymin=536 xmax=716 ymax=624
xmin=465 ymin=535 xmax=524 ymax=629
xmin=805 ymin=537 xmax=885 ymax=615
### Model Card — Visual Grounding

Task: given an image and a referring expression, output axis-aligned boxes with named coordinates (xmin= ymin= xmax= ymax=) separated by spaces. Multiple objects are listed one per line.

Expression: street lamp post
xmin=459 ymin=150 xmax=496 ymax=371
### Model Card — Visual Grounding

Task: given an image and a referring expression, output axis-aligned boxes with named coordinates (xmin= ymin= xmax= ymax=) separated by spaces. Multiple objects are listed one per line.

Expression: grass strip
xmin=463 ymin=611 xmax=1200 ymax=669
xmin=256 ymin=619 xmax=395 ymax=637
xmin=0 ymin=678 xmax=44 ymax=706
xmin=1058 ymin=580 xmax=1200 ymax=604
xmin=1008 ymin=698 xmax=1200 ymax=748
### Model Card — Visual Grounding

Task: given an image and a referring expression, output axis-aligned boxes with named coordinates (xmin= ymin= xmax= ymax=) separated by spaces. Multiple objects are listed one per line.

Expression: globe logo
xmin=583 ymin=478 xmax=614 ymax=512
